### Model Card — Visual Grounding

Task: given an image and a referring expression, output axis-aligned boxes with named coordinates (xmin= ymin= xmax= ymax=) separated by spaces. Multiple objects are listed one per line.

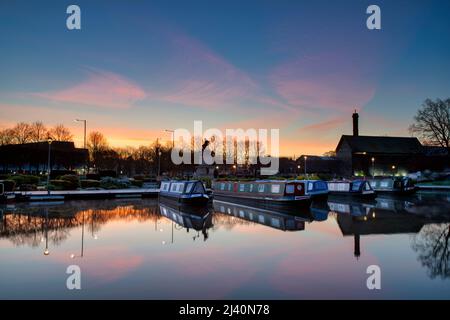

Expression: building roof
xmin=298 ymin=155 xmax=338 ymax=161
xmin=336 ymin=135 xmax=423 ymax=154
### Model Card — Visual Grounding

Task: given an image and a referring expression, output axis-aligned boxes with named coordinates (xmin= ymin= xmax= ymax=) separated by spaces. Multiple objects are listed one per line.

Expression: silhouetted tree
xmin=0 ymin=128 xmax=15 ymax=145
xmin=29 ymin=121 xmax=48 ymax=142
xmin=49 ymin=124 xmax=73 ymax=142
xmin=87 ymin=131 xmax=109 ymax=166
xmin=12 ymin=122 xmax=32 ymax=144
xmin=410 ymin=98 xmax=450 ymax=148
xmin=412 ymin=223 xmax=450 ymax=279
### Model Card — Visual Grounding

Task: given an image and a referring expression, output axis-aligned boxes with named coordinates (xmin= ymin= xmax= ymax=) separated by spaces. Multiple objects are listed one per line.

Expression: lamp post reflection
xmin=43 ymin=208 xmax=50 ymax=256
xmin=70 ymin=212 xmax=85 ymax=259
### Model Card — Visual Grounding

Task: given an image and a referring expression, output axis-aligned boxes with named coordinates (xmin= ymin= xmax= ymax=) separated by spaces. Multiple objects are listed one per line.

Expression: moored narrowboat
xmin=212 ymin=180 xmax=312 ymax=208
xmin=368 ymin=177 xmax=416 ymax=195
xmin=327 ymin=180 xmax=376 ymax=198
xmin=298 ymin=180 xmax=329 ymax=200
xmin=159 ymin=180 xmax=210 ymax=206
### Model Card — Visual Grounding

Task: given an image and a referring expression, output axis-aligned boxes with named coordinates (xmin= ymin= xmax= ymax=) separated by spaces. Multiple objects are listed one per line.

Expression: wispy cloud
xmin=155 ymin=33 xmax=259 ymax=110
xmin=300 ymin=117 xmax=347 ymax=133
xmin=270 ymin=54 xmax=376 ymax=114
xmin=35 ymin=69 xmax=146 ymax=109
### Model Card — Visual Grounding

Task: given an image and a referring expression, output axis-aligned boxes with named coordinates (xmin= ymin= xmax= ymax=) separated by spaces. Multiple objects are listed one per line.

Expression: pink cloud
xmin=36 ymin=69 xmax=146 ymax=109
xmin=270 ymin=54 xmax=376 ymax=114
xmin=156 ymin=34 xmax=259 ymax=110
xmin=300 ymin=117 xmax=347 ymax=133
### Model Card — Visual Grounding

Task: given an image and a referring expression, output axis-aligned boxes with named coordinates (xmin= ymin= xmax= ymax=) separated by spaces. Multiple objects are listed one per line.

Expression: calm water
xmin=1 ymin=191 xmax=450 ymax=299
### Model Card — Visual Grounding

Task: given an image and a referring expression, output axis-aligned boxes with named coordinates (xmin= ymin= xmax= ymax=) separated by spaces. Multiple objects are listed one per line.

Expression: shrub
xmin=86 ymin=173 xmax=101 ymax=181
xmin=9 ymin=174 xmax=40 ymax=186
xmin=100 ymin=177 xmax=130 ymax=189
xmin=49 ymin=179 xmax=73 ymax=190
xmin=0 ymin=180 xmax=16 ymax=192
xmin=80 ymin=179 xmax=101 ymax=189
xmin=58 ymin=175 xmax=80 ymax=189
xmin=18 ymin=184 xmax=37 ymax=191
xmin=295 ymin=174 xmax=321 ymax=180
xmin=198 ymin=177 xmax=212 ymax=188
xmin=130 ymin=179 xmax=144 ymax=188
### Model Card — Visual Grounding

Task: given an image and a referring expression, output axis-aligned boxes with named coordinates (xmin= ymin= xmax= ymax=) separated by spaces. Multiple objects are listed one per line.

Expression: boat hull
xmin=213 ymin=194 xmax=311 ymax=210
xmin=159 ymin=193 xmax=210 ymax=206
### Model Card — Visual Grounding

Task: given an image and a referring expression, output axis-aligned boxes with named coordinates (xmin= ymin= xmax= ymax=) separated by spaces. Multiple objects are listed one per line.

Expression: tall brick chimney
xmin=352 ymin=110 xmax=359 ymax=136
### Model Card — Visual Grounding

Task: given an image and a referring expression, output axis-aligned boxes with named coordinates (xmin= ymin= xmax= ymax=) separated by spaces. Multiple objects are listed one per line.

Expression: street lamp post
xmin=297 ymin=165 xmax=301 ymax=176
xmin=75 ymin=119 xmax=87 ymax=174
xmin=304 ymin=156 xmax=307 ymax=178
xmin=391 ymin=165 xmax=396 ymax=177
xmin=165 ymin=130 xmax=175 ymax=177
xmin=165 ymin=129 xmax=175 ymax=148
xmin=371 ymin=157 xmax=375 ymax=178
xmin=46 ymin=138 xmax=53 ymax=195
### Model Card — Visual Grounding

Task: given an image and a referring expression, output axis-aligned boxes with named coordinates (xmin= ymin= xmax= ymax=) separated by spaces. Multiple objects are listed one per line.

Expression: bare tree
xmin=412 ymin=223 xmax=450 ymax=279
xmin=49 ymin=124 xmax=73 ymax=141
xmin=29 ymin=121 xmax=48 ymax=142
xmin=409 ymin=98 xmax=450 ymax=148
xmin=88 ymin=131 xmax=108 ymax=153
xmin=87 ymin=131 xmax=109 ymax=164
xmin=12 ymin=122 xmax=33 ymax=144
xmin=0 ymin=128 xmax=15 ymax=145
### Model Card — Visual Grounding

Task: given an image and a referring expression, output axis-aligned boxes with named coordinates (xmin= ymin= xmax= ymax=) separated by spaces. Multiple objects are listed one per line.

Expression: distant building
xmin=0 ymin=141 xmax=88 ymax=174
xmin=305 ymin=111 xmax=449 ymax=177
xmin=335 ymin=134 xmax=423 ymax=176
xmin=297 ymin=155 xmax=341 ymax=175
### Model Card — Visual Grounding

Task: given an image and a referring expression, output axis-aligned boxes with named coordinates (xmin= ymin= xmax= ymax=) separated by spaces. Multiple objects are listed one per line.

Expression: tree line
xmin=0 ymin=122 xmax=73 ymax=145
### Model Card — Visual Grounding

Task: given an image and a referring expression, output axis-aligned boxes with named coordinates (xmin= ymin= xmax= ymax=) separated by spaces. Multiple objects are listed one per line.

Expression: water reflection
xmin=0 ymin=200 xmax=161 ymax=249
xmin=213 ymin=200 xmax=311 ymax=231
xmin=158 ymin=202 xmax=213 ymax=242
xmin=327 ymin=193 xmax=450 ymax=277
xmin=1 ymin=191 xmax=450 ymax=298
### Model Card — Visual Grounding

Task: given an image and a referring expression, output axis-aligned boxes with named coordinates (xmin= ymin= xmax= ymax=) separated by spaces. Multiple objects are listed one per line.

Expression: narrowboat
xmin=368 ymin=177 xmax=416 ymax=195
xmin=159 ymin=180 xmax=210 ymax=206
xmin=327 ymin=180 xmax=376 ymax=198
xmin=297 ymin=180 xmax=329 ymax=200
xmin=213 ymin=200 xmax=308 ymax=231
xmin=212 ymin=180 xmax=312 ymax=208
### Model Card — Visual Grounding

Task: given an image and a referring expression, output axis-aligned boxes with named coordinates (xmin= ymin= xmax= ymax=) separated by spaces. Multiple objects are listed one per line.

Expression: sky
xmin=1 ymin=0 xmax=450 ymax=156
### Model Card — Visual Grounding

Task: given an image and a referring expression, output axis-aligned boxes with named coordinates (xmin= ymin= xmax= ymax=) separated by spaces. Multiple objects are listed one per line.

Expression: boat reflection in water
xmin=158 ymin=201 xmax=213 ymax=241
xmin=329 ymin=193 xmax=450 ymax=260
xmin=213 ymin=199 xmax=328 ymax=231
